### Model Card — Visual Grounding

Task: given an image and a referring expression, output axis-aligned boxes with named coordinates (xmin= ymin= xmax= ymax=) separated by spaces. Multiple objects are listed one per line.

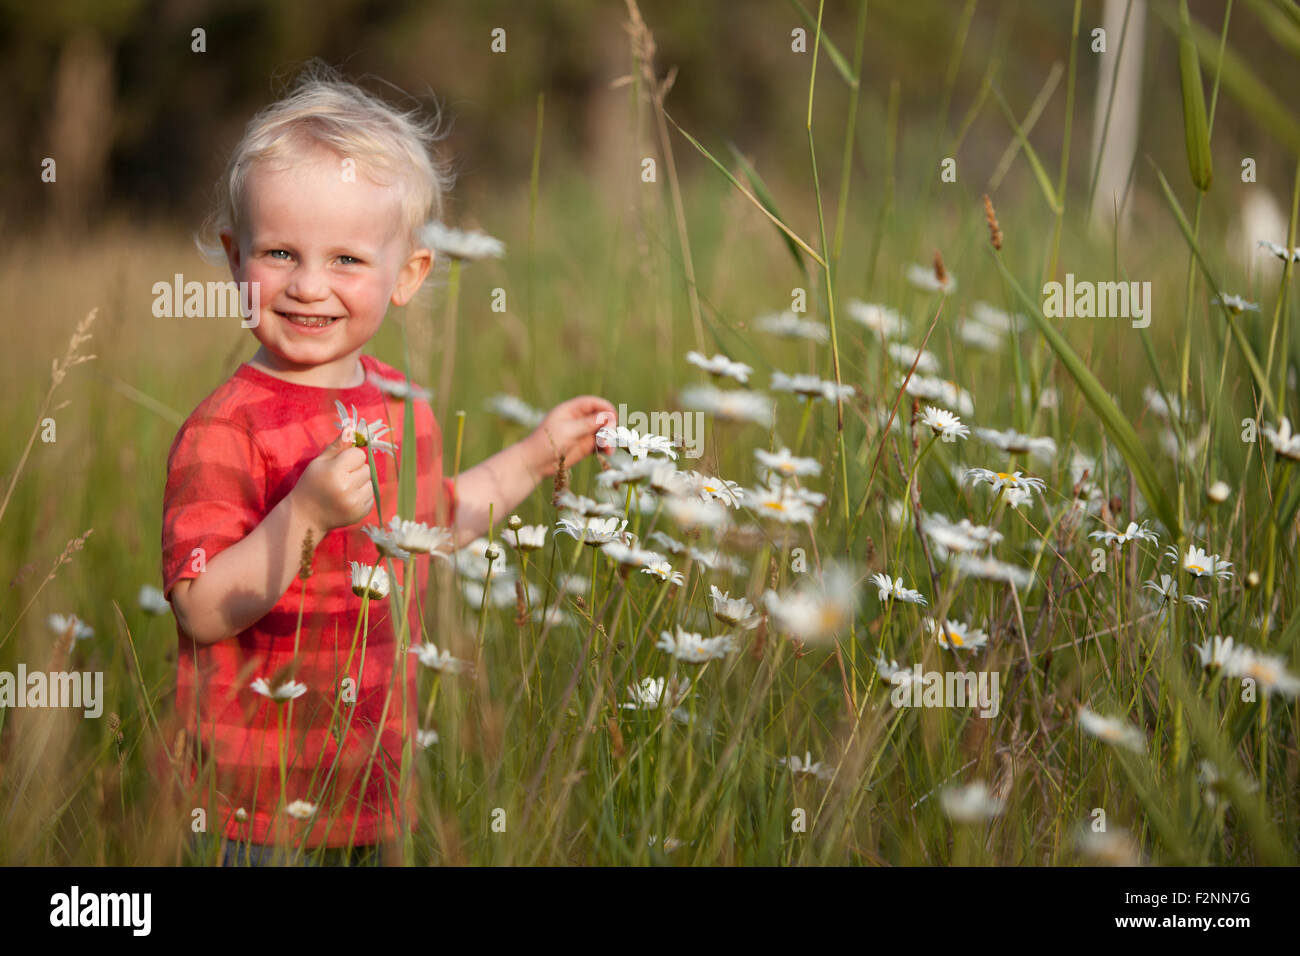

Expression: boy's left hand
xmin=529 ymin=396 xmax=617 ymax=478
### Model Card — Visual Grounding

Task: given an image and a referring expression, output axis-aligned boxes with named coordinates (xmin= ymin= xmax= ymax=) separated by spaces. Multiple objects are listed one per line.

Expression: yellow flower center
xmin=764 ymin=501 xmax=787 ymax=511
xmin=1187 ymin=563 xmax=1205 ymax=575
xmin=948 ymin=631 xmax=964 ymax=647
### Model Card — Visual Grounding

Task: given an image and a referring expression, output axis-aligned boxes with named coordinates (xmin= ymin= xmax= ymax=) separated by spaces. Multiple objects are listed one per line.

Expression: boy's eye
xmin=268 ymin=249 xmax=291 ymax=260
xmin=338 ymin=255 xmax=362 ymax=265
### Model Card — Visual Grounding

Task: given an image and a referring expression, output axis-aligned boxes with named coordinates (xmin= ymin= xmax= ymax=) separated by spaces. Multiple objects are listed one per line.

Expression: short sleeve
xmin=440 ymin=476 xmax=457 ymax=527
xmin=161 ymin=418 xmax=268 ymax=601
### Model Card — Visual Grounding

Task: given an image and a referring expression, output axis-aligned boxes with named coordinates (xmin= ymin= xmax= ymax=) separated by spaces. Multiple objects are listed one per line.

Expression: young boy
xmin=161 ymin=69 xmax=614 ymax=865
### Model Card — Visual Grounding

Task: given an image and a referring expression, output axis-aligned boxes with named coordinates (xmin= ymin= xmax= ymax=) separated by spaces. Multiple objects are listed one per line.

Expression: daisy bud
xmin=234 ymin=807 xmax=249 ymax=823
xmin=1206 ymin=481 xmax=1230 ymax=504
xmin=508 ymin=514 xmax=523 ymax=531
xmin=1246 ymin=570 xmax=1261 ymax=590
xmin=484 ymin=546 xmax=501 ymax=562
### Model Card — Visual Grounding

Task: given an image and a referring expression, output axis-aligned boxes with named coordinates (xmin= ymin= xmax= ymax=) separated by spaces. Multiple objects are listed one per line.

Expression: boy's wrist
xmin=523 ymin=428 xmax=557 ymax=481
xmin=284 ymin=487 xmax=330 ymax=548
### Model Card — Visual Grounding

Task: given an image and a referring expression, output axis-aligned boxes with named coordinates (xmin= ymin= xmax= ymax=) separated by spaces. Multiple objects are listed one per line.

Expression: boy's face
xmin=221 ymin=149 xmax=432 ymax=388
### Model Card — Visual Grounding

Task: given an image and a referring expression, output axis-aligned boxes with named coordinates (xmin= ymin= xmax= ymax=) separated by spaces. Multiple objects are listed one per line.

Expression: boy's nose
xmin=286 ymin=266 xmax=330 ymax=302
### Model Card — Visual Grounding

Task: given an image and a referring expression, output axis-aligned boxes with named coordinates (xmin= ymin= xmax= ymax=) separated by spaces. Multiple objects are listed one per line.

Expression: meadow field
xmin=1 ymin=0 xmax=1298 ymax=866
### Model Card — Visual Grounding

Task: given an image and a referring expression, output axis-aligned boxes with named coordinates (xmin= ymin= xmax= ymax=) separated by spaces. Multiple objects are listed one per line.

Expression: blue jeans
xmin=191 ymin=832 xmax=383 ymax=867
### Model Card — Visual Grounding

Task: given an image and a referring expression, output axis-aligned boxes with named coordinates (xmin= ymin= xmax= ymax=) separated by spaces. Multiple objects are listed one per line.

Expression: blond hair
xmin=197 ymin=63 xmax=454 ymax=262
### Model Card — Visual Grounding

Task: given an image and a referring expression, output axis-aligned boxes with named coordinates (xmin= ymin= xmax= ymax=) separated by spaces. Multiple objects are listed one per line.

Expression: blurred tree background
xmin=1 ymin=0 xmax=1295 ymax=239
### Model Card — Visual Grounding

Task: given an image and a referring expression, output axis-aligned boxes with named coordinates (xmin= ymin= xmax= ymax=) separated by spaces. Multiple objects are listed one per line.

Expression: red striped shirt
xmin=160 ymin=353 xmax=455 ymax=848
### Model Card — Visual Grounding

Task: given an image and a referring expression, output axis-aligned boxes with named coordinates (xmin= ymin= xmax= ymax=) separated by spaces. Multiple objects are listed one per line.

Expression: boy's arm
xmin=448 ymin=433 xmax=551 ymax=549
xmin=171 ymin=433 xmax=373 ymax=645
xmin=447 ymin=395 xmax=615 ymax=547
xmin=169 ymin=490 xmax=323 ymax=645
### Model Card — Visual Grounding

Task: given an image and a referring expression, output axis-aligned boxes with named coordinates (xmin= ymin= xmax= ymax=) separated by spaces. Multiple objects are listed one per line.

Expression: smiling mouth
xmin=278 ymin=311 xmax=343 ymax=328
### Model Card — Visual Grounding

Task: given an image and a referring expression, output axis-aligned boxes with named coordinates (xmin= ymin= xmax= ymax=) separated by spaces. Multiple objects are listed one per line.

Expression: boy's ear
xmin=392 ymin=247 xmax=434 ymax=307
xmin=220 ymin=229 xmax=242 ymax=275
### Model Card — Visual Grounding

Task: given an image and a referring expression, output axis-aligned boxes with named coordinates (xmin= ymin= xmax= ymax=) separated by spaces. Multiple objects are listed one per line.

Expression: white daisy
xmin=901 ymin=374 xmax=975 ymax=416
xmin=1220 ymin=644 xmax=1300 ymax=698
xmin=285 ymin=799 xmax=317 ymax=821
xmin=423 ymin=222 xmax=505 ymax=261
xmin=755 ymin=310 xmax=830 ymax=342
xmin=886 ymin=342 xmax=940 ymax=375
xmin=905 ymin=262 xmax=956 ymax=294
xmin=1210 ymin=293 xmax=1260 ymax=315
xmin=1206 ymin=481 xmax=1232 ymax=503
xmin=555 ymin=515 xmax=629 ymax=546
xmin=969 ymin=302 xmax=1025 ymax=332
xmin=555 ymin=490 xmax=624 ymax=518
xmin=485 ymin=393 xmax=545 ymax=428
xmin=664 ymin=495 xmax=733 ymax=530
xmin=709 ymin=585 xmax=761 ymax=629
xmin=747 ymin=474 xmax=817 ymax=524
xmin=873 ymin=653 xmax=921 ymax=689
xmin=974 ymin=427 xmax=1057 ymax=462
xmin=940 ymin=781 xmax=1003 ymax=822
xmin=333 ymin=400 xmax=397 ymax=457
xmin=870 ymin=571 xmax=927 ymax=606
xmin=48 ymin=613 xmax=94 ymax=641
xmin=251 ymin=677 xmax=308 ymax=702
xmin=137 ymin=585 xmax=170 ymax=615
xmin=770 ymin=371 xmax=855 ymax=403
xmin=1195 ymin=634 xmax=1236 ymax=670
xmin=655 ymin=627 xmax=737 ymax=663
xmin=1166 ymin=544 xmax=1233 ymax=582
xmin=845 ymin=299 xmax=910 ymax=337
xmin=763 ymin=564 xmax=859 ymax=643
xmin=410 ymin=643 xmax=469 ymax=674
xmin=596 ymin=425 xmax=678 ymax=460
xmin=640 ymin=560 xmax=685 ymax=585
xmin=367 ymin=370 xmax=432 ymax=402
xmin=1197 ymin=760 xmax=1259 ymax=808
xmin=510 ymin=524 xmax=548 ymax=551
xmin=361 ymin=524 xmax=413 ymax=562
xmin=754 ymin=446 xmax=822 ymax=478
xmin=678 ymin=385 xmax=775 ymax=427
xmin=957 ymin=319 xmax=1004 ymax=351
xmin=416 ymin=729 xmax=440 ymax=748
xmin=1089 ymin=520 xmax=1159 ymax=547
xmin=919 ymin=406 xmax=969 ymax=441
xmin=349 ymin=561 xmax=390 ymax=600
xmin=951 ymin=554 xmax=1033 ymax=590
xmin=621 ymin=676 xmax=692 ymax=721
xmin=1257 ymin=238 xmax=1300 ymax=263
xmin=1078 ymin=706 xmax=1145 ymax=752
xmin=685 ymin=351 xmax=753 ymax=384
xmin=925 ymin=618 xmax=989 ymax=650
xmin=964 ymin=468 xmax=1047 ymax=503
xmin=384 ymin=515 xmax=454 ymax=555
xmin=1262 ymin=418 xmax=1300 ymax=461
xmin=1142 ymin=573 xmax=1209 ymax=611
xmin=778 ymin=751 xmax=834 ymax=781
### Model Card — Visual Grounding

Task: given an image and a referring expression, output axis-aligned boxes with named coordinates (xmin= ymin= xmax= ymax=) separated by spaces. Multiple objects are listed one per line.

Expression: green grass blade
xmin=664 ymin=110 xmax=825 ymax=267
xmin=1154 ymin=0 xmax=1300 ymax=157
xmin=1150 ymin=161 xmax=1279 ymax=418
xmin=1176 ymin=0 xmax=1214 ymax=191
xmin=725 ymin=139 xmax=808 ymax=277
xmin=786 ymin=0 xmax=857 ymax=86
xmin=992 ymin=252 xmax=1181 ymax=537
xmin=990 ymin=83 xmax=1063 ymax=214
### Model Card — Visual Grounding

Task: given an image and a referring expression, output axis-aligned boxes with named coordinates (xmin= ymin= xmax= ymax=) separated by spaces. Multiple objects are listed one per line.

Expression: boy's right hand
xmin=291 ymin=433 xmax=375 ymax=537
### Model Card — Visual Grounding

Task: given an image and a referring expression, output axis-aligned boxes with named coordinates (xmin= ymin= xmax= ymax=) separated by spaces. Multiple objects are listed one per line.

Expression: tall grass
xmin=1 ymin=2 xmax=1297 ymax=865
